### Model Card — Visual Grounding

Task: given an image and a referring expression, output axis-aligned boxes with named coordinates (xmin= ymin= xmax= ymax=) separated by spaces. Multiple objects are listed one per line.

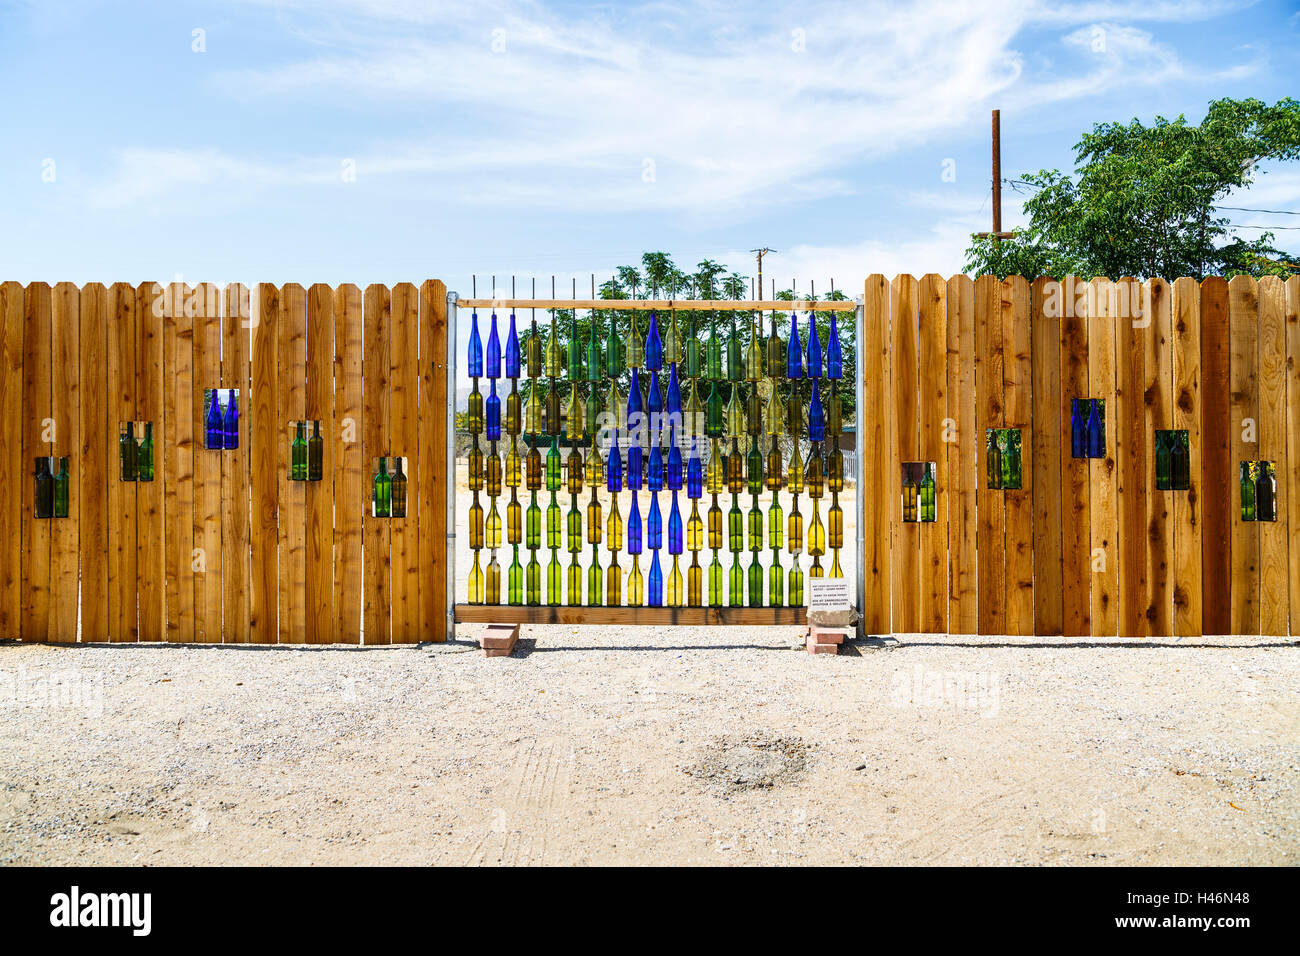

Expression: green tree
xmin=965 ymin=97 xmax=1300 ymax=280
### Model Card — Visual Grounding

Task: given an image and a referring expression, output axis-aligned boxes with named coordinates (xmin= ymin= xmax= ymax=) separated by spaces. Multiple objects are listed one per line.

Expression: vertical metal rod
xmin=992 ymin=109 xmax=1002 ymax=237
xmin=854 ymin=298 xmax=866 ymax=636
xmin=446 ymin=290 xmax=459 ymax=639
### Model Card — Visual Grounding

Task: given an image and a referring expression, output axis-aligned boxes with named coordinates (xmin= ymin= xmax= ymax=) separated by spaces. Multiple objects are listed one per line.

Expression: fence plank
xmin=164 ymin=283 xmax=195 ymax=641
xmin=278 ymin=284 xmax=308 ymax=643
xmin=1144 ymin=279 xmax=1173 ymax=636
xmin=1200 ymin=278 xmax=1232 ymax=635
xmin=363 ymin=284 xmax=392 ymax=644
xmin=335 ymin=285 xmax=364 ymax=644
xmin=1088 ymin=278 xmax=1118 ymax=636
xmin=1115 ymin=279 xmax=1147 ymax=637
xmin=1059 ymin=282 xmax=1091 ymax=636
xmin=250 ymin=284 xmax=280 ymax=644
xmin=222 ymin=285 xmax=251 ymax=643
xmin=193 ymin=284 xmax=223 ymax=643
xmin=50 ymin=282 xmax=80 ymax=643
xmin=21 ymin=283 xmax=51 ymax=641
xmin=77 ymin=284 xmax=110 ymax=642
xmin=1002 ymin=276 xmax=1034 ymax=635
xmin=1287 ymin=276 xmax=1300 ymax=637
xmin=1030 ymin=278 xmax=1062 ymax=635
xmin=390 ymin=283 xmax=421 ymax=642
xmin=306 ymin=284 xmax=335 ymax=644
xmin=862 ymin=275 xmax=892 ymax=633
xmin=106 ymin=283 xmax=137 ymax=641
xmin=1257 ymin=276 xmax=1287 ymax=636
xmin=975 ymin=275 xmax=1004 ymax=634
xmin=890 ymin=275 xmax=919 ymax=633
xmin=945 ymin=275 xmax=977 ymax=634
xmin=917 ymin=274 xmax=947 ymax=633
xmin=1171 ymin=277 xmax=1202 ymax=637
xmin=1228 ymin=275 xmax=1259 ymax=635
xmin=136 ymin=283 xmax=165 ymax=641
xmin=0 ymin=283 xmax=23 ymax=637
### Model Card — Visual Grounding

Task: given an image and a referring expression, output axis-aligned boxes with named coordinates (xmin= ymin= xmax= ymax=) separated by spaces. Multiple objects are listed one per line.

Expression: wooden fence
xmin=858 ymin=274 xmax=1300 ymax=637
xmin=0 ymin=281 xmax=451 ymax=644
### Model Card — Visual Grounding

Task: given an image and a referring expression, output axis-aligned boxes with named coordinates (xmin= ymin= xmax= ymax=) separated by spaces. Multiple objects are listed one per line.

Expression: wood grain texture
xmin=135 ymin=283 xmax=165 ymax=642
xmin=1287 ymin=277 xmax=1300 ymax=636
xmin=1171 ymin=277 xmax=1202 ymax=637
xmin=389 ymin=283 xmax=420 ymax=642
xmin=363 ymin=284 xmax=392 ymax=644
xmin=1115 ymin=279 xmax=1148 ymax=637
xmin=305 ymin=284 xmax=335 ymax=643
xmin=0 ymin=283 xmax=25 ymax=637
xmin=164 ymin=283 xmax=195 ymax=641
xmin=249 ymin=284 xmax=279 ymax=644
xmin=50 ymin=282 xmax=80 ymax=642
xmin=335 ymin=284 xmax=364 ymax=644
xmin=106 ymin=283 xmax=137 ymax=642
xmin=78 ymin=284 xmax=110 ymax=642
xmin=1087 ymin=279 xmax=1118 ymax=636
xmin=1030 ymin=278 xmax=1062 ymax=635
xmin=861 ymin=275 xmax=892 ymax=633
xmin=1059 ymin=284 xmax=1091 ymax=636
xmin=974 ymin=275 xmax=1004 ymax=634
xmin=21 ymin=283 xmax=51 ymax=641
xmin=945 ymin=275 xmax=977 ymax=634
xmin=1257 ymin=276 xmax=1286 ymax=636
xmin=192 ymin=284 xmax=223 ymax=643
xmin=889 ymin=275 xmax=919 ymax=633
xmin=1143 ymin=279 xmax=1173 ymax=636
xmin=1199 ymin=278 xmax=1232 ymax=635
xmin=221 ymin=285 xmax=251 ymax=643
xmin=1228 ymin=275 xmax=1259 ymax=635
xmin=278 ymin=284 xmax=308 ymax=643
xmin=917 ymin=274 xmax=947 ymax=633
xmin=1001 ymin=277 xmax=1034 ymax=636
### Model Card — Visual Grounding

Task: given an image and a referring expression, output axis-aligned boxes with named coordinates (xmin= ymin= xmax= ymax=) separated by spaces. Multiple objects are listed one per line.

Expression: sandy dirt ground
xmin=1 ymin=630 xmax=1296 ymax=866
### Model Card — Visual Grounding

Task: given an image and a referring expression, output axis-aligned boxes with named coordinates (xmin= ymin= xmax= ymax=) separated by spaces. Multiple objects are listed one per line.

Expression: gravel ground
xmin=1 ymin=630 xmax=1296 ymax=866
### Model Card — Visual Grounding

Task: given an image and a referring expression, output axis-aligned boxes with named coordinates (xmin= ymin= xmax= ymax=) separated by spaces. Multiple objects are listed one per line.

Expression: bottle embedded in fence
xmin=647 ymin=493 xmax=662 ymax=550
xmin=468 ymin=552 xmax=484 ymax=604
xmin=826 ymin=312 xmax=843 ymax=380
xmin=486 ymin=380 xmax=501 ymax=441
xmin=525 ymin=493 xmax=541 ymax=550
xmin=55 ymin=457 xmax=70 ymax=518
xmin=787 ymin=502 xmax=803 ymax=553
xmin=120 ymin=423 xmax=137 ymax=482
xmin=707 ymin=495 xmax=722 ymax=550
xmin=687 ymin=499 xmax=703 ymax=552
xmin=626 ymin=311 xmax=644 ymax=371
xmin=825 ymin=390 xmax=841 ymax=438
xmin=291 ymin=422 xmax=308 ymax=481
xmin=586 ymin=315 xmax=602 ymax=383
xmin=544 ymin=382 xmax=560 ymax=437
xmin=828 ymin=500 xmax=843 ymax=549
xmin=567 ymin=312 xmax=584 ymax=381
xmin=728 ymin=551 xmax=744 ymax=608
xmin=1170 ymin=430 xmax=1189 ymax=491
xmin=1086 ymin=398 xmax=1104 ymax=459
xmin=468 ymin=310 xmax=484 ymax=378
xmin=746 ymin=384 xmax=762 ymax=438
xmin=486 ymin=312 xmax=501 ymax=379
xmin=508 ymin=489 xmax=521 ymax=544
xmin=628 ymin=494 xmax=643 ymax=555
xmin=708 ymin=549 xmax=724 ymax=607
xmin=526 ymin=316 xmax=542 ymax=380
xmin=728 ymin=496 xmax=743 ymax=552
xmin=645 ymin=310 xmax=663 ymax=373
xmin=607 ymin=495 xmax=623 ymax=552
xmin=806 ymin=313 xmax=822 ymax=379
xmin=547 ymin=549 xmax=562 ymax=607
xmin=223 ymin=390 xmax=239 ymax=449
xmin=391 ymin=458 xmax=407 ymax=518
xmin=544 ymin=315 xmax=563 ymax=379
xmin=605 ymin=310 xmax=624 ymax=378
xmin=505 ymin=312 xmax=521 ymax=379
xmin=505 ymin=439 xmax=521 ymax=489
xmin=486 ymin=552 xmax=501 ymax=605
xmin=373 ymin=457 xmax=391 ymax=518
xmin=746 ymin=319 xmax=763 ymax=382
xmin=648 ymin=548 xmax=664 ymax=607
xmin=727 ymin=439 xmax=744 ymax=494
xmin=725 ymin=385 xmax=744 ymax=441
xmin=706 ymin=312 xmax=723 ymax=380
xmin=902 ymin=465 xmax=918 ymax=523
xmin=684 ymin=313 xmax=701 ymax=378
xmin=205 ymin=389 xmax=224 ymax=450
xmin=920 ymin=463 xmax=936 ymax=522
xmin=727 ymin=316 xmax=743 ymax=382
xmin=527 ymin=550 xmax=541 ymax=607
xmin=509 ymin=546 xmax=523 ymax=606
xmin=524 ymin=382 xmax=541 ymax=436
xmin=308 ymin=421 xmax=324 ymax=481
xmin=467 ymin=381 xmax=484 ymax=435
xmin=827 ymin=446 xmax=844 ymax=493
xmin=1256 ymin=461 xmax=1276 ymax=522
xmin=805 ymin=446 xmax=824 ymax=499
xmin=1070 ymin=399 xmax=1086 ymax=459
xmin=34 ymin=457 xmax=54 ymax=519
xmin=525 ymin=441 xmax=541 ymax=492
xmin=807 ymin=384 xmax=824 ymax=443
xmin=1003 ymin=430 xmax=1021 ymax=490
xmin=1154 ymin=430 xmax=1170 ymax=491
xmin=986 ymin=430 xmax=1002 ymax=490
xmin=786 ymin=312 xmax=803 ymax=379
xmin=746 ymin=497 xmax=762 ymax=551
xmin=746 ymin=440 xmax=763 ymax=496
xmin=808 ymin=503 xmax=825 ymax=557
xmin=137 ymin=422 xmax=154 ymax=482
xmin=1241 ymin=461 xmax=1256 ymax=521
xmin=664 ymin=312 xmax=682 ymax=369
xmin=546 ymin=496 xmax=561 ymax=549
xmin=747 ymin=554 xmax=763 ymax=607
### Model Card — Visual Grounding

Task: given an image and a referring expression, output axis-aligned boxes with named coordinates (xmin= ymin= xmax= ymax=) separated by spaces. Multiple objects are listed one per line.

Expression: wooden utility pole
xmin=975 ymin=109 xmax=1015 ymax=243
xmin=751 ymin=248 xmax=775 ymax=299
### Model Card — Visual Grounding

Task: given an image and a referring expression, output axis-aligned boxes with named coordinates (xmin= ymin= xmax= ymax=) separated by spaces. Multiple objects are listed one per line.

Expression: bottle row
xmin=467 ymin=309 xmax=846 ymax=383
xmin=371 ymin=457 xmax=409 ymax=518
xmin=1154 ymin=430 xmax=1191 ymax=491
xmin=288 ymin=421 xmax=324 ymax=482
xmin=467 ymin=549 xmax=837 ymax=608
xmin=1070 ymin=398 xmax=1106 ymax=459
xmin=203 ymin=389 xmax=240 ymax=451
xmin=901 ymin=462 xmax=937 ymax=522
xmin=1240 ymin=460 xmax=1277 ymax=522
xmin=986 ymin=429 xmax=1023 ymax=490
xmin=467 ymin=494 xmax=844 ymax=557
xmin=118 ymin=421 xmax=156 ymax=482
xmin=32 ymin=457 xmax=70 ymax=519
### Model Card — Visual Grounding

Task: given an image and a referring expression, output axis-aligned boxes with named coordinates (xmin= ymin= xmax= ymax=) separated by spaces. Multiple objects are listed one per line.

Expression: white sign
xmin=806 ymin=578 xmax=851 ymax=610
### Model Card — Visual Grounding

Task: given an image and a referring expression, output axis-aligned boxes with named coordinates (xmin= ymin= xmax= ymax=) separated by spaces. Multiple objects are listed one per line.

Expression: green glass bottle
xmin=1004 ymin=430 xmax=1021 ymax=490
xmin=567 ymin=313 xmax=584 ymax=382
xmin=567 ymin=447 xmax=584 ymax=495
xmin=469 ymin=494 xmax=484 ymax=549
xmin=728 ymin=498 xmax=743 ymax=552
xmin=787 ymin=445 xmax=803 ymax=495
xmin=586 ymin=315 xmax=602 ymax=383
xmin=137 ymin=422 xmax=154 ymax=482
xmin=524 ymin=382 xmax=542 ymax=435
xmin=826 ymin=390 xmax=842 ymax=438
xmin=527 ymin=318 xmax=543 ymax=379
xmin=308 ymin=421 xmax=324 ymax=481
xmin=685 ymin=379 xmax=704 ymax=438
xmin=546 ymin=494 xmax=561 ymax=549
xmin=766 ymin=317 xmax=785 ymax=380
xmin=919 ymin=464 xmax=936 ymax=522
xmin=567 ymin=554 xmax=582 ymax=607
xmin=706 ymin=312 xmax=723 ymax=380
xmin=786 ymin=384 xmax=804 ymax=438
xmin=547 ymin=550 xmax=562 ymax=606
xmin=746 ymin=440 xmax=763 ymax=496
xmin=587 ymin=544 xmax=602 ymax=607
xmin=728 ymin=554 xmax=744 ymax=607
xmin=626 ymin=311 xmax=645 ymax=370
xmin=727 ymin=439 xmax=745 ymax=494
xmin=526 ymin=491 xmax=541 ymax=549
xmin=788 ymin=560 xmax=804 ymax=607
xmin=706 ymin=438 xmax=724 ymax=495
xmin=706 ymin=382 xmax=724 ymax=438
xmin=526 ymin=549 xmax=541 ymax=606
xmin=391 ymin=457 xmax=407 ymax=518
xmin=745 ymin=319 xmax=764 ymax=382
xmin=545 ymin=316 xmax=563 ymax=378
xmin=986 ymin=430 xmax=1002 ymax=490
xmin=1155 ymin=430 xmax=1171 ymax=491
xmin=605 ymin=312 xmax=624 ymax=378
xmin=508 ymin=546 xmax=523 ymax=605
xmin=725 ymin=386 xmax=745 ymax=440
xmin=372 ymin=457 xmax=391 ymax=517
xmin=768 ymin=553 xmax=784 ymax=608
xmin=291 ymin=422 xmax=308 ymax=481
xmin=664 ymin=311 xmax=682 ymax=367
xmin=726 ymin=316 xmax=743 ymax=382
xmin=684 ymin=313 xmax=701 ymax=379
xmin=468 ymin=551 xmax=484 ymax=604
xmin=545 ymin=436 xmax=561 ymax=491
xmin=1241 ymin=461 xmax=1256 ymax=521
xmin=627 ymin=557 xmax=644 ymax=607
xmin=505 ymin=387 xmax=521 ymax=436
xmin=769 ymin=499 xmax=783 ymax=550
xmin=708 ymin=551 xmax=724 ymax=607
xmin=119 ymin=422 xmax=137 ymax=482
xmin=545 ymin=381 xmax=561 ymax=437
xmin=467 ymin=382 xmax=484 ymax=435
xmin=746 ymin=385 xmax=763 ymax=438
xmin=566 ymin=498 xmax=582 ymax=553
xmin=54 ymin=457 xmax=69 ymax=518
xmin=747 ymin=499 xmax=763 ymax=551
xmin=567 ymin=383 xmax=584 ymax=443
xmin=585 ymin=389 xmax=601 ymax=442
xmin=766 ymin=439 xmax=784 ymax=493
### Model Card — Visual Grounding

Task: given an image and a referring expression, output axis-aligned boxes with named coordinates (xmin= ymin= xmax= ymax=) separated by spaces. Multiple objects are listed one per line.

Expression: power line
xmin=1215 ymin=205 xmax=1300 ymax=216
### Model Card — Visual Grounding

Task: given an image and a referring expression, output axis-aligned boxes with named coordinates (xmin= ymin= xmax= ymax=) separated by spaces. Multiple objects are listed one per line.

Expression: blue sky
xmin=2 ymin=0 xmax=1298 ymax=298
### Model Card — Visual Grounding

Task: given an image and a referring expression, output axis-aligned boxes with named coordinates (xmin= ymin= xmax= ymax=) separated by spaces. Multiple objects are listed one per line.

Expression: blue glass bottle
xmin=647 ymin=371 xmax=663 ymax=421
xmin=826 ymin=313 xmax=842 ymax=379
xmin=687 ymin=448 xmax=703 ymax=499
xmin=645 ymin=310 xmax=663 ymax=372
xmin=666 ymin=428 xmax=683 ymax=491
xmin=648 ymin=444 xmax=664 ymax=492
xmin=486 ymin=379 xmax=501 ymax=441
xmin=786 ymin=312 xmax=803 ymax=379
xmin=504 ymin=312 xmax=521 ymax=379
xmin=628 ymin=494 xmax=643 ymax=554
xmin=467 ymin=310 xmax=483 ymax=378
xmin=205 ymin=390 xmax=224 ymax=450
xmin=805 ymin=314 xmax=822 ymax=379
xmin=1070 ymin=399 xmax=1086 ymax=458
xmin=1086 ymin=399 xmax=1104 ymax=458
xmin=648 ymin=493 xmax=662 ymax=549
xmin=486 ymin=311 xmax=501 ymax=379
xmin=668 ymin=493 xmax=683 ymax=554
xmin=607 ymin=434 xmax=623 ymax=492
xmin=222 ymin=389 xmax=239 ymax=449
xmin=808 ymin=383 xmax=825 ymax=442
xmin=648 ymin=550 xmax=664 ymax=607
xmin=666 ymin=363 xmax=682 ymax=426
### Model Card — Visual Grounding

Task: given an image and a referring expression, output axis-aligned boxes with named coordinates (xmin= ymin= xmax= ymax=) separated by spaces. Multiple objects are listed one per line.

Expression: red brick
xmin=805 ymin=641 xmax=838 ymax=655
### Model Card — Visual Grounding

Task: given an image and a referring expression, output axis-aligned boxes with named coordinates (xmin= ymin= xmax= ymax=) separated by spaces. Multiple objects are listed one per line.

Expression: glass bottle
xmin=747 ymin=554 xmax=763 ymax=607
xmin=807 ymin=383 xmax=824 ymax=443
xmin=745 ymin=318 xmax=763 ymax=382
xmin=786 ymin=311 xmax=803 ymax=379
xmin=828 ymin=499 xmax=843 ymax=549
xmin=827 ymin=445 xmax=844 ymax=493
xmin=706 ymin=381 xmax=724 ymax=438
xmin=826 ymin=311 xmax=843 ymax=380
xmin=626 ymin=310 xmax=644 ymax=370
xmin=486 ymin=380 xmax=501 ymax=441
xmin=687 ymin=500 xmax=703 ymax=552
xmin=808 ymin=503 xmax=825 ymax=557
xmin=544 ymin=381 xmax=561 ymax=437
xmin=205 ymin=389 xmax=224 ymax=450
xmin=308 ymin=421 xmax=324 ymax=481
xmin=706 ymin=438 xmax=724 ymax=495
xmin=1155 ymin=430 xmax=1171 ymax=491
xmin=468 ymin=551 xmax=484 ymax=605
xmin=605 ymin=311 xmax=624 ymax=378
xmin=806 ymin=314 xmax=822 ymax=379
xmin=587 ymin=544 xmax=602 ymax=607
xmin=526 ymin=548 xmax=541 ymax=606
xmin=684 ymin=312 xmax=701 ymax=379
xmin=919 ymin=463 xmax=936 ymax=522
xmin=526 ymin=492 xmax=541 ymax=550
xmin=727 ymin=316 xmax=743 ymax=382
xmin=728 ymin=553 xmax=744 ymax=607
xmin=1170 ymin=430 xmax=1190 ymax=491
xmin=546 ymin=494 xmax=561 ymax=550
xmin=467 ymin=381 xmax=484 ymax=435
xmin=526 ymin=316 xmax=542 ymax=380
xmin=545 ymin=435 xmax=561 ymax=491
xmin=526 ymin=441 xmax=541 ymax=492
xmin=1241 ymin=461 xmax=1256 ymax=521
xmin=544 ymin=315 xmax=563 ymax=378
xmin=902 ymin=465 xmax=917 ymax=523
xmin=291 ymin=422 xmax=308 ymax=481
xmin=607 ymin=495 xmax=624 ymax=552
xmin=587 ymin=313 xmax=602 ymax=383
xmin=805 ymin=446 xmax=823 ymax=499
xmin=486 ymin=446 xmax=502 ymax=497
xmin=486 ymin=500 xmax=501 ymax=549
xmin=768 ymin=497 xmax=783 ymax=549
xmin=1004 ymin=430 xmax=1021 ymax=490
xmin=825 ymin=390 xmax=842 ymax=438
xmin=766 ymin=316 xmax=785 ymax=379
xmin=1070 ymin=399 xmax=1086 ymax=459
xmin=728 ymin=496 xmax=743 ymax=552
xmin=467 ymin=310 xmax=483 ymax=378
xmin=768 ymin=553 xmax=784 ymax=608
xmin=391 ymin=457 xmax=407 ymax=518
xmin=1086 ymin=398 xmax=1104 ymax=459
xmin=664 ymin=311 xmax=682 ymax=368
xmin=605 ymin=555 xmax=622 ymax=607
xmin=627 ymin=556 xmax=644 ymax=607
xmin=507 ymin=490 xmax=521 ymax=544
xmin=508 ymin=546 xmax=523 ymax=605
xmin=372 ymin=457 xmax=390 ymax=517
xmin=1256 ymin=461 xmax=1276 ymax=522
xmin=137 ymin=422 xmax=154 ymax=482
xmin=120 ymin=422 xmax=137 ymax=482
xmin=567 ymin=312 xmax=584 ymax=382
xmin=524 ymin=381 xmax=542 ymax=436
xmin=787 ymin=504 xmax=803 ymax=553
xmin=469 ymin=495 xmax=484 ymax=549
xmin=746 ymin=439 xmax=763 ymax=496
xmin=746 ymin=384 xmax=763 ymax=439
xmin=34 ymin=457 xmax=53 ymax=519
xmin=645 ymin=311 xmax=663 ymax=373
xmin=505 ymin=439 xmax=521 ymax=489
xmin=486 ymin=312 xmax=501 ymax=379
xmin=485 ymin=553 xmax=500 ymax=605
xmin=628 ymin=494 xmax=643 ymax=556
xmin=566 ymin=383 xmax=584 ymax=444
xmin=708 ymin=550 xmax=724 ymax=607
xmin=55 ymin=457 xmax=69 ymax=517
xmin=726 ymin=385 xmax=745 ymax=441
xmin=986 ymin=430 xmax=1002 ymax=490
xmin=223 ymin=390 xmax=239 ymax=450
xmin=706 ymin=312 xmax=723 ymax=380
xmin=648 ymin=549 xmax=663 ymax=607
xmin=547 ymin=548 xmax=562 ymax=607
xmin=505 ymin=312 xmax=521 ymax=379
xmin=788 ymin=559 xmax=804 ymax=607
